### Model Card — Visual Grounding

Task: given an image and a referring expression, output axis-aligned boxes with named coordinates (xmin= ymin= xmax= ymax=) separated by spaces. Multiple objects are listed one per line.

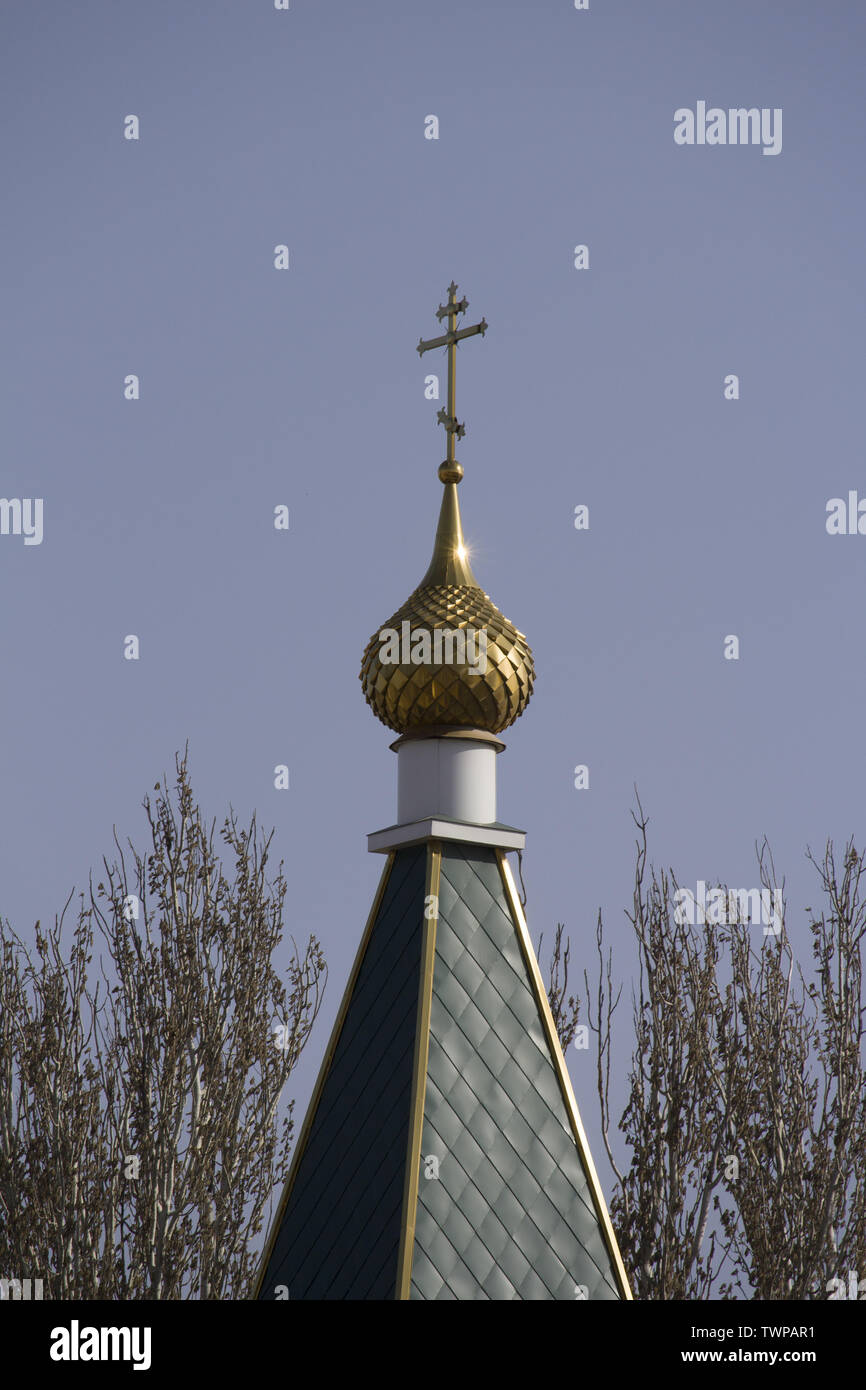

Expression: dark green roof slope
xmin=410 ymin=844 xmax=621 ymax=1300
xmin=257 ymin=839 xmax=627 ymax=1300
xmin=258 ymin=845 xmax=425 ymax=1299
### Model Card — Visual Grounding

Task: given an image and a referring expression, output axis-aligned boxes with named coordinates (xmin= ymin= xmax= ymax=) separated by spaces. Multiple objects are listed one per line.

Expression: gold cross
xmin=417 ymin=281 xmax=488 ymax=470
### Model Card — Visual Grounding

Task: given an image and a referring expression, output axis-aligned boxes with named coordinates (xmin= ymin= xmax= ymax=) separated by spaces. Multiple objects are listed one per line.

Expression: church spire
xmin=255 ymin=280 xmax=632 ymax=1302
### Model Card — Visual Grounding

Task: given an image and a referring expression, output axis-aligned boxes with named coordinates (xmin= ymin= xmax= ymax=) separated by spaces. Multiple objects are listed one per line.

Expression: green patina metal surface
xmin=258 ymin=845 xmax=424 ymax=1300
xmin=410 ymin=844 xmax=621 ymax=1300
xmin=259 ymin=840 xmax=623 ymax=1300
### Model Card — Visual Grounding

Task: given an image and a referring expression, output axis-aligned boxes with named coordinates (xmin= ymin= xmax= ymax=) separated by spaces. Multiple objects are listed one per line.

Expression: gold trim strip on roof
xmin=395 ymin=841 xmax=441 ymax=1300
xmin=496 ymin=850 xmax=634 ymax=1301
xmin=252 ymin=851 xmax=396 ymax=1300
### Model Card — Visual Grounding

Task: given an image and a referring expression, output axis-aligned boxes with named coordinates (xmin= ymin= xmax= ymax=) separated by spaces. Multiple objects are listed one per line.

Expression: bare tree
xmin=586 ymin=807 xmax=736 ymax=1298
xmin=550 ymin=801 xmax=866 ymax=1300
xmin=0 ymin=750 xmax=326 ymax=1299
xmin=717 ymin=839 xmax=866 ymax=1298
xmin=538 ymin=923 xmax=582 ymax=1050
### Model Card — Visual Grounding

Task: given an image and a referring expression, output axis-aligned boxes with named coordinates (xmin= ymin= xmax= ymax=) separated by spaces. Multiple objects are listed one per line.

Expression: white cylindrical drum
xmin=396 ymin=733 xmax=500 ymax=824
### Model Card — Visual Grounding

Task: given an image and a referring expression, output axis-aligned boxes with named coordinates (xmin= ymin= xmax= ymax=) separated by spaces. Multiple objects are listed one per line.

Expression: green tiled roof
xmin=411 ymin=844 xmax=620 ymax=1299
xmin=257 ymin=841 xmax=627 ymax=1300
xmin=258 ymin=846 xmax=425 ymax=1299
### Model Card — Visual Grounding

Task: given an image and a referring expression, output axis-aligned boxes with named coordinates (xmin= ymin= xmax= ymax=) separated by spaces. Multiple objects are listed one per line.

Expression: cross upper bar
xmin=436 ymin=295 xmax=467 ymax=321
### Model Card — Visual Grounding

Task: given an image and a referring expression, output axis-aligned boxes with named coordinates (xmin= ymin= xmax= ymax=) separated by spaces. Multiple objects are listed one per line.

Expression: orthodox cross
xmin=417 ymin=281 xmax=487 ymax=472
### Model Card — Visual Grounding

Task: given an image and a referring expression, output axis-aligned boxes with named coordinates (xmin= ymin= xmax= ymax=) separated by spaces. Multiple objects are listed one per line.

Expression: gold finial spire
xmin=359 ymin=281 xmax=534 ymax=736
xmin=417 ymin=477 xmax=479 ymax=587
xmin=417 ymin=280 xmax=487 ymax=484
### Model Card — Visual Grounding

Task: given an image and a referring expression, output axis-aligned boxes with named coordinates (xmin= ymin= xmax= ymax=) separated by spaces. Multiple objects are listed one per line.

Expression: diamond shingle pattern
xmin=259 ymin=846 xmax=426 ymax=1300
xmin=410 ymin=844 xmax=622 ymax=1301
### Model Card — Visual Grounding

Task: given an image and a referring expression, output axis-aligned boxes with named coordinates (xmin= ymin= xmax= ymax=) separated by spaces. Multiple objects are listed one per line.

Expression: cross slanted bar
xmin=417 ymin=281 xmax=487 ymax=469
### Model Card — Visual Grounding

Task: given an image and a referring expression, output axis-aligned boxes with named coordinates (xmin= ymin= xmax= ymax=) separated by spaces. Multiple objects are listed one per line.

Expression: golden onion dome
xmin=359 ymin=460 xmax=535 ymax=735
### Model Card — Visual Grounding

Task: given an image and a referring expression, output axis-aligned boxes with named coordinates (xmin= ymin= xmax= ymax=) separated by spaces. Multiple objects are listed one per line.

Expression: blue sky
xmin=2 ymin=0 xmax=865 ymax=1230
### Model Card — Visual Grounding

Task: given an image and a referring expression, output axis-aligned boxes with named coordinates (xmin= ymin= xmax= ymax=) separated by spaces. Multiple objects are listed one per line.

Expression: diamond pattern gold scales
xmin=360 ymin=582 xmax=535 ymax=734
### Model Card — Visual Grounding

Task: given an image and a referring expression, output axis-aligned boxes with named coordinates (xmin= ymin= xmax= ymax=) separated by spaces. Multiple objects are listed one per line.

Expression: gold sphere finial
xmin=438 ymin=461 xmax=463 ymax=484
